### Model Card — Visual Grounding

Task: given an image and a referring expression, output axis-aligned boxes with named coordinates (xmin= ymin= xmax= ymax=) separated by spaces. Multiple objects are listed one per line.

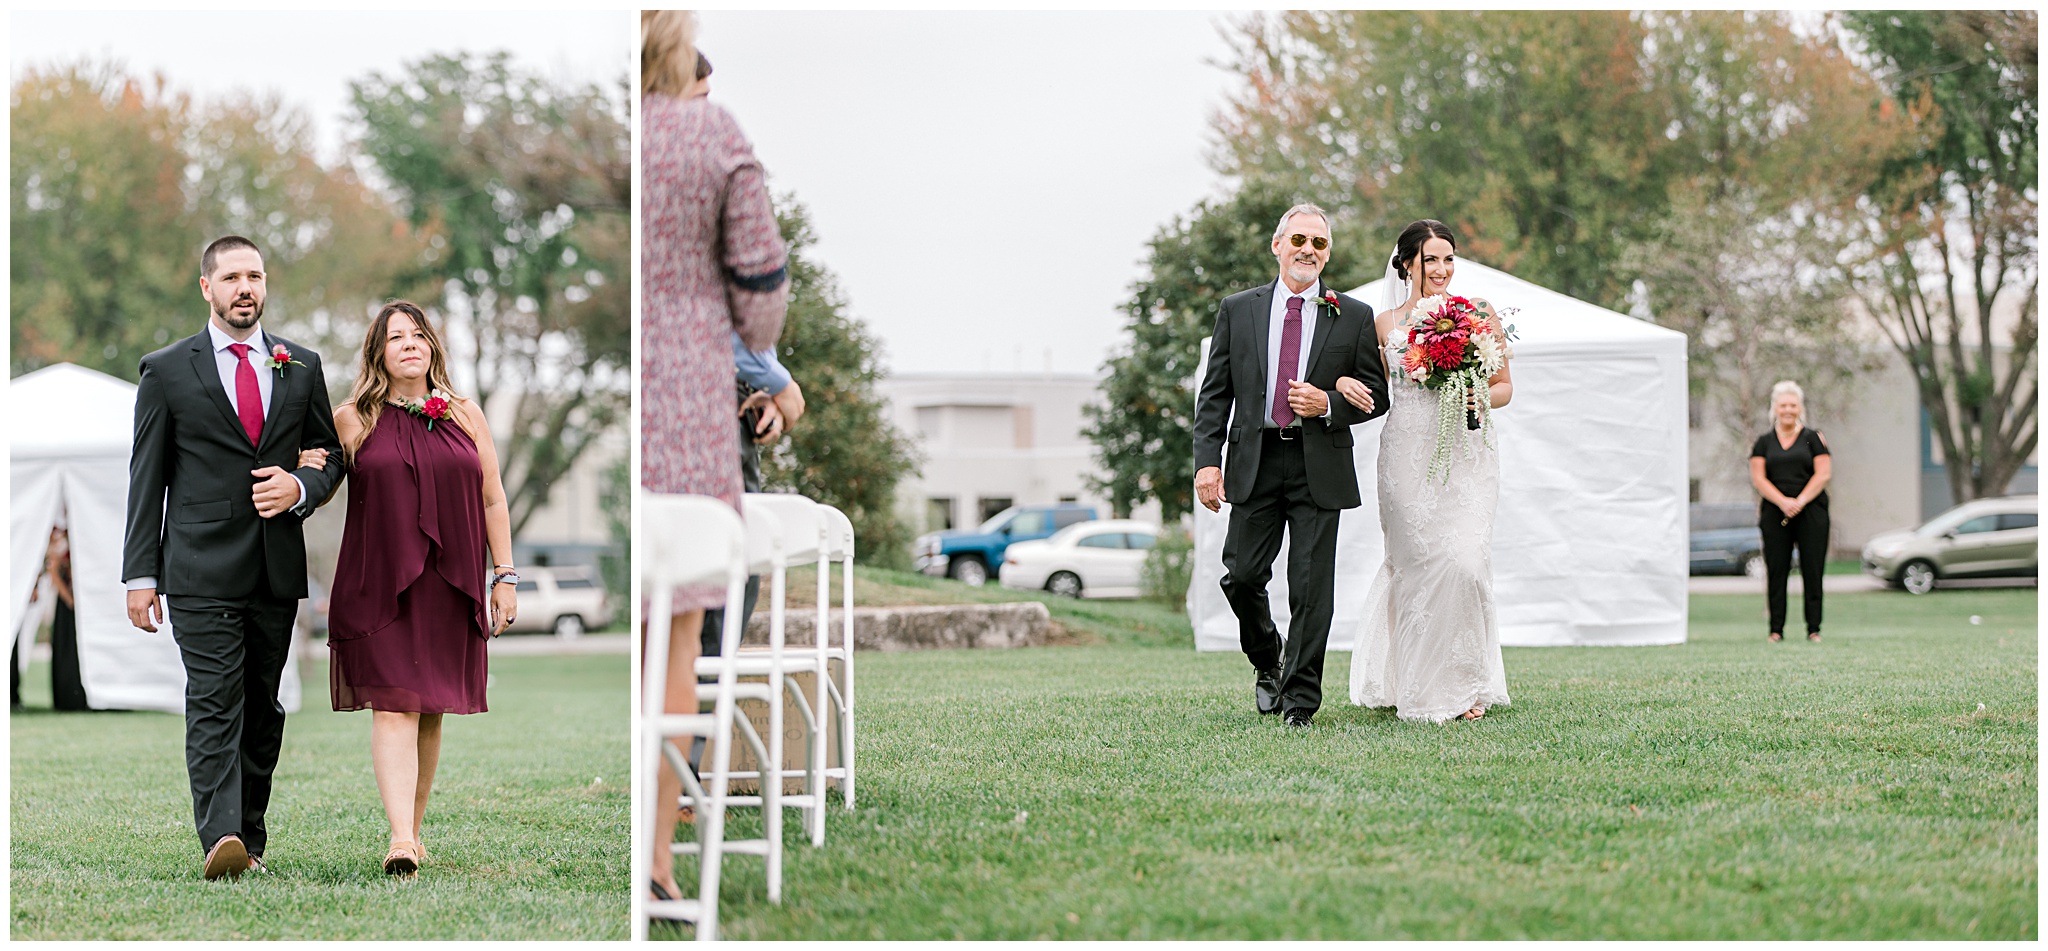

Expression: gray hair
xmin=1769 ymin=380 xmax=1806 ymax=427
xmin=1271 ymin=203 xmax=1332 ymax=243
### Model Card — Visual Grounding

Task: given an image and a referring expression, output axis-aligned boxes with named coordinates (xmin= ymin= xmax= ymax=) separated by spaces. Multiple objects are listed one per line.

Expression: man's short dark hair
xmin=695 ymin=51 xmax=712 ymax=81
xmin=201 ymin=235 xmax=262 ymax=279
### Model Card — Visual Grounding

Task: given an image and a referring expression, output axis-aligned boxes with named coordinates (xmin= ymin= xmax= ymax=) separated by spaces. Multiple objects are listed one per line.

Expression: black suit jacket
xmin=1192 ymin=283 xmax=1389 ymax=510
xmin=123 ymin=328 xmax=344 ymax=599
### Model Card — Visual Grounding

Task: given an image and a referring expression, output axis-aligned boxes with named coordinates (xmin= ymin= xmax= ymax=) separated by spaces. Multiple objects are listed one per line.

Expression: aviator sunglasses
xmin=1286 ymin=233 xmax=1329 ymax=251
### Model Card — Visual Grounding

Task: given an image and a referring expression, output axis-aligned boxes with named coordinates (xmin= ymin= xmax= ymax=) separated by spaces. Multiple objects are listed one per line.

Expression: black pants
xmin=51 ymin=599 xmax=88 ymax=711
xmin=1219 ymin=431 xmax=1342 ymax=717
xmin=166 ymin=588 xmax=297 ymax=856
xmin=701 ymin=401 xmax=766 ymax=670
xmin=1761 ymin=504 xmax=1828 ymax=635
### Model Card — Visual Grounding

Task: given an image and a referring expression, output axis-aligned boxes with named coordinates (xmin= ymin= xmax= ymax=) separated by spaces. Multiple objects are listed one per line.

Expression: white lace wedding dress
xmin=1348 ymin=333 xmax=1511 ymax=722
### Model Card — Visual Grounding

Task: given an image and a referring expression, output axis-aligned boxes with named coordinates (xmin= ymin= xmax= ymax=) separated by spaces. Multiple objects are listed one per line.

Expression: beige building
xmin=876 ymin=372 xmax=1160 ymax=536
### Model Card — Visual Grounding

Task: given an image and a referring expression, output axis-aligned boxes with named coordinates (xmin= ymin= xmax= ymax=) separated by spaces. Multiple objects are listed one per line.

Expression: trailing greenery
xmin=676 ymin=589 xmax=2034 ymax=940
xmin=11 ymin=653 xmax=629 ymax=940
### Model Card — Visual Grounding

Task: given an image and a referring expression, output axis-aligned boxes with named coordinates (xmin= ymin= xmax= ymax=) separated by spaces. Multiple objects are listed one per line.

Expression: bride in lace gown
xmin=1337 ymin=220 xmax=1513 ymax=722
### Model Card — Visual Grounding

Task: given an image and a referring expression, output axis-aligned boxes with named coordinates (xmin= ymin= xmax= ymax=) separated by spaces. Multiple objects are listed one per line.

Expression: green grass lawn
xmin=679 ymin=584 xmax=2035 ymax=940
xmin=11 ymin=652 xmax=629 ymax=940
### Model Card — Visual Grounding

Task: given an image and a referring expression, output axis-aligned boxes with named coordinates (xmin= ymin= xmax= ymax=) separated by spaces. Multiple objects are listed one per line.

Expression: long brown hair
xmin=346 ymin=300 xmax=474 ymax=458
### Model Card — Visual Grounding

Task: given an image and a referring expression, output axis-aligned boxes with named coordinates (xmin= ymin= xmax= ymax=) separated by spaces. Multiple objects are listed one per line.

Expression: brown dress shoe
xmin=203 ymin=835 xmax=250 ymax=880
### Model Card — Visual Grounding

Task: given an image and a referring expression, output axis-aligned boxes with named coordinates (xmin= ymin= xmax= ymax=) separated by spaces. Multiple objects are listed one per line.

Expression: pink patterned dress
xmin=640 ymin=94 xmax=787 ymax=610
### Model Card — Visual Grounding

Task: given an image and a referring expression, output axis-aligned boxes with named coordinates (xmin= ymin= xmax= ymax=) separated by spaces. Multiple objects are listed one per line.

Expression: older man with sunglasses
xmin=1192 ymin=203 xmax=1389 ymax=728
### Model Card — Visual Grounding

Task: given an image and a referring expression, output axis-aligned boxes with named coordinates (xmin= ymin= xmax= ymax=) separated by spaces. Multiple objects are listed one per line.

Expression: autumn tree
xmin=1083 ymin=180 xmax=1379 ymax=521
xmin=350 ymin=53 xmax=631 ymax=536
xmin=1840 ymin=11 xmax=2038 ymax=503
xmin=757 ymin=198 xmax=920 ymax=568
xmin=12 ymin=63 xmax=193 ymax=378
xmin=1215 ymin=11 xmax=1683 ymax=312
xmin=1623 ymin=12 xmax=1903 ymax=458
xmin=11 ymin=62 xmax=413 ymax=381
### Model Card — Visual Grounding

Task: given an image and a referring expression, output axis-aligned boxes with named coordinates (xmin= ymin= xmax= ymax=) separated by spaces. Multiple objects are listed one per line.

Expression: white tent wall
xmin=10 ymin=364 xmax=302 ymax=713
xmin=1190 ymin=260 xmax=1689 ymax=651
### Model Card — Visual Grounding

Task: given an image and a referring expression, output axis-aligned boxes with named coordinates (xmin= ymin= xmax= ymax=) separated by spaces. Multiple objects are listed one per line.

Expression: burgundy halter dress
xmin=327 ymin=407 xmax=490 ymax=714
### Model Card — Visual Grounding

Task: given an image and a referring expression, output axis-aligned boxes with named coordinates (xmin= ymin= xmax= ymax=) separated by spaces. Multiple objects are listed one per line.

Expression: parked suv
xmin=1862 ymin=495 xmax=2038 ymax=594
xmin=506 ymin=565 xmax=614 ymax=638
xmin=914 ymin=503 xmax=1097 ymax=586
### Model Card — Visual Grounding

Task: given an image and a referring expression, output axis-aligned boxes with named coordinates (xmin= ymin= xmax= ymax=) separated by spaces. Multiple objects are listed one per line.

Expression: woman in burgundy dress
xmin=640 ymin=10 xmax=788 ymax=907
xmin=303 ymin=299 xmax=517 ymax=876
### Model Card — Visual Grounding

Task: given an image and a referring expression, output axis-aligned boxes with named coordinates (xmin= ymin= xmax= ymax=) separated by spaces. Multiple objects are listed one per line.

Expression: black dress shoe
xmin=1254 ymin=667 xmax=1282 ymax=715
xmin=1283 ymin=711 xmax=1313 ymax=728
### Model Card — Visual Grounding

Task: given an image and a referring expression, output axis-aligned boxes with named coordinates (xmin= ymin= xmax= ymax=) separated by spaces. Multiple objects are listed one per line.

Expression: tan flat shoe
xmin=383 ymin=841 xmax=420 ymax=876
xmin=203 ymin=834 xmax=250 ymax=880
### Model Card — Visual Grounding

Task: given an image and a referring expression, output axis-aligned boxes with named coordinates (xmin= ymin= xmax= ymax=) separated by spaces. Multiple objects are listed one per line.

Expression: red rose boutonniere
xmin=259 ymin=344 xmax=307 ymax=374
xmin=1318 ymin=290 xmax=1341 ymax=317
xmin=400 ymin=390 xmax=456 ymax=431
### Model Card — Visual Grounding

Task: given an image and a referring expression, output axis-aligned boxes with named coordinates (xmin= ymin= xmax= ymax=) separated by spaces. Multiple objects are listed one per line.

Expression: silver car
xmin=506 ymin=565 xmax=614 ymax=638
xmin=1861 ymin=495 xmax=2038 ymax=594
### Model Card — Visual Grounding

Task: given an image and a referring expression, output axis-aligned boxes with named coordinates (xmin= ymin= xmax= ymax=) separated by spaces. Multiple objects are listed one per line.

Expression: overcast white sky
xmin=12 ymin=10 xmax=1244 ymax=378
xmin=697 ymin=11 xmax=1244 ymax=375
xmin=10 ymin=11 xmax=632 ymax=164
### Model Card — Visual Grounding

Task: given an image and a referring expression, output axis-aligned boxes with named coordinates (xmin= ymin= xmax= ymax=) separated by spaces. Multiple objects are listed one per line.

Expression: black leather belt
xmin=1265 ymin=426 xmax=1301 ymax=442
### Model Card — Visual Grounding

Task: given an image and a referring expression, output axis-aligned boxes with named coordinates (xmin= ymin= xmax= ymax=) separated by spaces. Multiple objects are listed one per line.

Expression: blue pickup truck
xmin=914 ymin=503 xmax=1097 ymax=586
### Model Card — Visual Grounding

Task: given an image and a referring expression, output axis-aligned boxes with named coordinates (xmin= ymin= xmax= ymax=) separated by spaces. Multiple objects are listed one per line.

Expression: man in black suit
xmin=123 ymin=235 xmax=345 ymax=879
xmin=1193 ymin=203 xmax=1389 ymax=727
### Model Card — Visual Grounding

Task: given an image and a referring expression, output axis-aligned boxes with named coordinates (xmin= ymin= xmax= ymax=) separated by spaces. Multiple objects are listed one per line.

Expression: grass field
xmin=10 ymin=651 xmax=629 ymax=940
xmin=675 ymin=581 xmax=2035 ymax=940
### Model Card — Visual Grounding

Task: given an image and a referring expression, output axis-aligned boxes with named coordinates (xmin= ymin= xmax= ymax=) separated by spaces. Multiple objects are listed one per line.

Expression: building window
xmin=926 ymin=497 xmax=954 ymax=532
xmin=977 ymin=497 xmax=1014 ymax=525
xmin=1689 ymin=479 xmax=1700 ymax=503
xmin=1058 ymin=495 xmax=1077 ymax=504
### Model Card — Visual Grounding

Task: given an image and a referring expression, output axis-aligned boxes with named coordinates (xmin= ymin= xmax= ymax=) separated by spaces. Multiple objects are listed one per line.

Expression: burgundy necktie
xmin=227 ymin=343 xmax=263 ymax=446
xmin=1271 ymin=295 xmax=1305 ymax=428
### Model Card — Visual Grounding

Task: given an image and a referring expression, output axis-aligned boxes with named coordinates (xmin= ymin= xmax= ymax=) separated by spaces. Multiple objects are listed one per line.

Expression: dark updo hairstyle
xmin=1390 ymin=219 xmax=1457 ymax=284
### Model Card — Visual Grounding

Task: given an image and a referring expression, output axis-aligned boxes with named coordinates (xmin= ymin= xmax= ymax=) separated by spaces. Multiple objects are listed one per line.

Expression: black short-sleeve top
xmin=1751 ymin=428 xmax=1830 ymax=509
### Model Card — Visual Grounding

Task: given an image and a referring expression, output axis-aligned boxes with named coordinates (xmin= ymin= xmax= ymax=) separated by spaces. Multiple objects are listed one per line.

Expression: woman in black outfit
xmin=1749 ymin=381 xmax=1832 ymax=642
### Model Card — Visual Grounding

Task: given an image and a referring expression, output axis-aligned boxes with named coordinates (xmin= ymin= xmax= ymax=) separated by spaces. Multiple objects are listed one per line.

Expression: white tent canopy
xmin=10 ymin=363 xmax=301 ymax=712
xmin=1191 ymin=259 xmax=1689 ymax=650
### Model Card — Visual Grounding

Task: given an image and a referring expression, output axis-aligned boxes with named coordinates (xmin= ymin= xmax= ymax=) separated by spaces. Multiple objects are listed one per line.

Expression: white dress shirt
xmin=126 ymin=320 xmax=311 ymax=592
xmin=1262 ymin=278 xmax=1332 ymax=426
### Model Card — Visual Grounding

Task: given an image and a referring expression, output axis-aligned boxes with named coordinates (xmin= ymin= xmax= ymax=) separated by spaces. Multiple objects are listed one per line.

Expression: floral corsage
xmin=259 ymin=344 xmax=306 ymax=374
xmin=399 ymin=390 xmax=456 ymax=431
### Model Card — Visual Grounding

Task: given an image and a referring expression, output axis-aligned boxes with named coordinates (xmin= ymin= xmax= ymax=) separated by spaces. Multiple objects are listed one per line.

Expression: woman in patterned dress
xmin=639 ymin=9 xmax=788 ymax=906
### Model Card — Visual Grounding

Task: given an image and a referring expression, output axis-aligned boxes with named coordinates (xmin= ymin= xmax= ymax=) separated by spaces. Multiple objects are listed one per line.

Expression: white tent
xmin=10 ymin=364 xmax=301 ymax=712
xmin=1191 ymin=259 xmax=1689 ymax=650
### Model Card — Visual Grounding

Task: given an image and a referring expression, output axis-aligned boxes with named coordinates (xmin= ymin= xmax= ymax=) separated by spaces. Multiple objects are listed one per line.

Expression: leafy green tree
xmin=1841 ymin=11 xmax=2038 ymax=503
xmin=1083 ymin=181 xmax=1378 ymax=521
xmin=350 ymin=53 xmax=631 ymax=536
xmin=758 ymin=198 xmax=920 ymax=569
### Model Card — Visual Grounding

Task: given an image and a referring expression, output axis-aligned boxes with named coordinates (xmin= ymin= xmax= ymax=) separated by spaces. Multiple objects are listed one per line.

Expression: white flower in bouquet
xmin=1472 ymin=330 xmax=1504 ymax=377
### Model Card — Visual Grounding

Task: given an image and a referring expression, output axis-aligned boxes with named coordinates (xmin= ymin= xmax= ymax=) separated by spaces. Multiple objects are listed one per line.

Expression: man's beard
xmin=214 ymin=296 xmax=264 ymax=329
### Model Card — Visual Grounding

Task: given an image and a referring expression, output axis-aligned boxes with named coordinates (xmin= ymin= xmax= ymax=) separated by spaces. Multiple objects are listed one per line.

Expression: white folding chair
xmin=635 ymin=493 xmax=777 ymax=941
xmin=815 ymin=504 xmax=858 ymax=811
xmin=702 ymin=492 xmax=830 ymax=846
xmin=672 ymin=499 xmax=789 ymax=908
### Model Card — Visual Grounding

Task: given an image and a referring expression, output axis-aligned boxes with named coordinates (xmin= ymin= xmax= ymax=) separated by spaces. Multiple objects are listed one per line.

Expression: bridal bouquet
xmin=1395 ymin=295 xmax=1516 ymax=480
